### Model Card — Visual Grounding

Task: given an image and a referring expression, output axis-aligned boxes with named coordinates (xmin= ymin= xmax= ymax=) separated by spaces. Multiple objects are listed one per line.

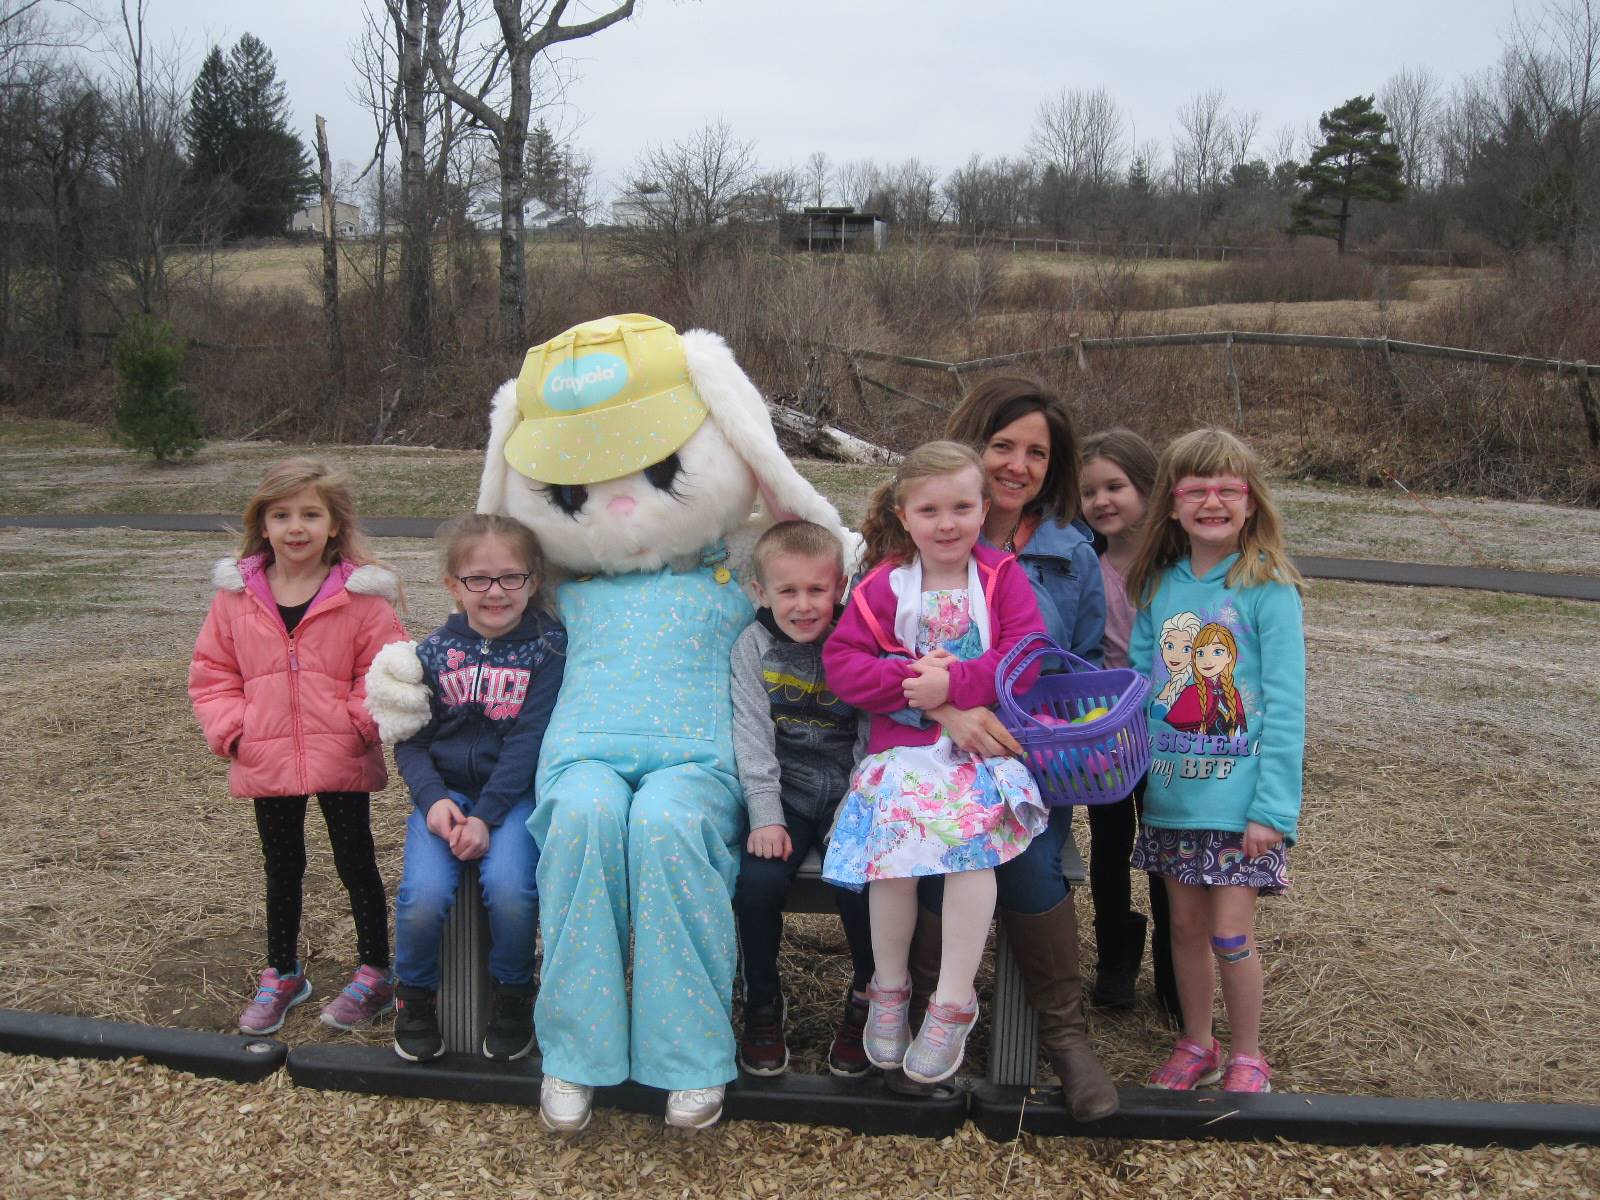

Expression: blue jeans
xmin=919 ymin=802 xmax=1073 ymax=916
xmin=394 ymin=791 xmax=539 ymax=989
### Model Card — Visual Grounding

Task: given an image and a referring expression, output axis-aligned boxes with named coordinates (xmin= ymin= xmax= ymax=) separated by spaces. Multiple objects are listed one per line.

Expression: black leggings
xmin=253 ymin=793 xmax=390 ymax=974
xmin=1085 ymin=777 xmax=1172 ymax=939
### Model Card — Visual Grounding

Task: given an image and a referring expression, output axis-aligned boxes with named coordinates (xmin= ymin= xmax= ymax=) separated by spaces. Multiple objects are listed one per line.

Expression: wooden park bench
xmin=437 ymin=832 xmax=1086 ymax=1087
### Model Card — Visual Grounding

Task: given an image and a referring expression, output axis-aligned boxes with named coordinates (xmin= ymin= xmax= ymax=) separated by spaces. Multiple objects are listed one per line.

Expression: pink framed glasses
xmin=1171 ymin=482 xmax=1250 ymax=506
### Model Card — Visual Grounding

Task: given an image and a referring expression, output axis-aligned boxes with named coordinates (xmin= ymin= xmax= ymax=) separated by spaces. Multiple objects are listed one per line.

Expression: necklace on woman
xmin=1002 ymin=517 xmax=1024 ymax=554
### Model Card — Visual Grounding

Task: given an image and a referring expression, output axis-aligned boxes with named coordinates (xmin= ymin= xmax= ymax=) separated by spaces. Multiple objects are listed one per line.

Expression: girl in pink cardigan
xmin=821 ymin=442 xmax=1047 ymax=1084
xmin=189 ymin=458 xmax=409 ymax=1037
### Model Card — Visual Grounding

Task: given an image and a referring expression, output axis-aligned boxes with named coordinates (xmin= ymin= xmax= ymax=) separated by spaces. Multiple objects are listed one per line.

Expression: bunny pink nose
xmin=607 ymin=495 xmax=636 ymax=515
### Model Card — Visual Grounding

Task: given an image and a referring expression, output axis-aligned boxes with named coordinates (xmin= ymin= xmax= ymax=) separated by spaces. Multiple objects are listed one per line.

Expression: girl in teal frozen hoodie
xmin=1125 ymin=428 xmax=1305 ymax=1096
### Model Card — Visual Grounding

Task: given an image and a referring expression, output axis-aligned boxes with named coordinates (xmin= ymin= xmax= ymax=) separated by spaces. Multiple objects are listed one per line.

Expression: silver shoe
xmin=664 ymin=1085 xmax=725 ymax=1130
xmin=539 ymin=1075 xmax=594 ymax=1134
xmin=863 ymin=978 xmax=912 ymax=1069
xmin=902 ymin=996 xmax=979 ymax=1084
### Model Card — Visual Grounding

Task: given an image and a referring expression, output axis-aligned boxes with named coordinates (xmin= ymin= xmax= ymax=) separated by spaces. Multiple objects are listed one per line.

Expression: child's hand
xmin=426 ymin=797 xmax=466 ymax=841
xmin=747 ymin=824 xmax=792 ymax=860
xmin=450 ymin=816 xmax=491 ymax=861
xmin=1242 ymin=821 xmax=1282 ymax=860
xmin=901 ymin=659 xmax=951 ymax=710
xmin=916 ymin=648 xmax=957 ymax=671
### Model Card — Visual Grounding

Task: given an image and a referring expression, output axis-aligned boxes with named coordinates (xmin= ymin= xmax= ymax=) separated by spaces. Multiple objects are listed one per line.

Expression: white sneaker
xmin=664 ymin=1085 xmax=725 ymax=1130
xmin=539 ymin=1075 xmax=594 ymax=1134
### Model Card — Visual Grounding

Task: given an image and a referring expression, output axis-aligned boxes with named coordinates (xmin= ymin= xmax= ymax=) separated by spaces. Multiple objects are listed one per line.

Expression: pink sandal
xmin=1222 ymin=1053 xmax=1272 ymax=1093
xmin=1148 ymin=1035 xmax=1223 ymax=1090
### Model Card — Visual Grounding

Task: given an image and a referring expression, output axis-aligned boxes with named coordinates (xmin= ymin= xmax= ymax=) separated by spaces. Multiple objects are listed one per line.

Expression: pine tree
xmin=525 ymin=120 xmax=565 ymax=208
xmin=184 ymin=47 xmax=235 ymax=182
xmin=1290 ymin=95 xmax=1405 ymax=253
xmin=224 ymin=34 xmax=313 ymax=237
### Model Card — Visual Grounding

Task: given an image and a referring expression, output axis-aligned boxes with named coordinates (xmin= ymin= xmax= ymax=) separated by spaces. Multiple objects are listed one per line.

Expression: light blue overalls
xmin=528 ymin=546 xmax=753 ymax=1090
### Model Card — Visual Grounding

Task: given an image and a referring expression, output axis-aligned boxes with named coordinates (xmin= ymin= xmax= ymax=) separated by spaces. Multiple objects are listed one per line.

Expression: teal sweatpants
xmin=530 ymin=747 xmax=743 ymax=1089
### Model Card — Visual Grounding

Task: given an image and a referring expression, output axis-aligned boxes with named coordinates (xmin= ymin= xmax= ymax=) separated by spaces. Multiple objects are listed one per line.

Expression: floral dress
xmin=822 ymin=588 xmax=1047 ymax=890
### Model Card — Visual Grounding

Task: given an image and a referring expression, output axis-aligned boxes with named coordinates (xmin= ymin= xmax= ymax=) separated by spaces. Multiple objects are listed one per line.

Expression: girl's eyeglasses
xmin=1172 ymin=482 xmax=1250 ymax=506
xmin=455 ymin=572 xmax=532 ymax=592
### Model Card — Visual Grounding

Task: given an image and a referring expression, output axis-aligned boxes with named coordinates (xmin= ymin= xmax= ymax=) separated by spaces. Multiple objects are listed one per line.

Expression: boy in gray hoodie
xmin=731 ymin=520 xmax=874 ymax=1077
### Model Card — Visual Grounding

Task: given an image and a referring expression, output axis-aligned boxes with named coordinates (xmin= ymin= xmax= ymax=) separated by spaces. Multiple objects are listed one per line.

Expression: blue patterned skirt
xmin=1132 ymin=827 xmax=1290 ymax=894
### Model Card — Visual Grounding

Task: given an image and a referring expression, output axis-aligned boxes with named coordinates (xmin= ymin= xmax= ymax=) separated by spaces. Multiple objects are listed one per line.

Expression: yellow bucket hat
xmin=503 ymin=313 xmax=708 ymax=485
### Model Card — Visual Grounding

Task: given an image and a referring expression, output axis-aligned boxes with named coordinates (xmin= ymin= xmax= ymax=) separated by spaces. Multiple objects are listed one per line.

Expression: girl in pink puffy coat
xmin=189 ymin=458 xmax=409 ymax=1037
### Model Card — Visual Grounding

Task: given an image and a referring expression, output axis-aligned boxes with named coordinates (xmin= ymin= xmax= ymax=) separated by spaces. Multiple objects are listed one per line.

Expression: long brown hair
xmin=238 ymin=457 xmax=378 ymax=569
xmin=859 ymin=441 xmax=988 ymax=573
xmin=944 ymin=374 xmax=1080 ymax=523
xmin=1081 ymin=427 xmax=1158 ymax=504
xmin=1124 ymin=427 xmax=1304 ymax=604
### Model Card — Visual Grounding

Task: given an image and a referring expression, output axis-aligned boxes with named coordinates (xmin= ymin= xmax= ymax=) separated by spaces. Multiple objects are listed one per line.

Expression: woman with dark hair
xmin=898 ymin=375 xmax=1118 ymax=1121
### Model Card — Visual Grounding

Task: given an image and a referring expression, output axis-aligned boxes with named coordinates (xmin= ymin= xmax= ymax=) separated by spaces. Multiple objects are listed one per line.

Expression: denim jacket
xmin=990 ymin=517 xmax=1106 ymax=666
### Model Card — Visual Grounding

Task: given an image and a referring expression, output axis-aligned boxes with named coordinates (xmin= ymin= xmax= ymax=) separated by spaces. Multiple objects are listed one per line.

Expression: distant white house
xmin=291 ymin=200 xmax=361 ymax=238
xmin=610 ymin=189 xmax=668 ymax=227
xmin=472 ymin=199 xmax=560 ymax=231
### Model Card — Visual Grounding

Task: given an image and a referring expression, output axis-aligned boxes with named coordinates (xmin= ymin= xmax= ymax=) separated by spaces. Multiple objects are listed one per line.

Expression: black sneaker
xmin=827 ymin=989 xmax=871 ymax=1077
xmin=738 ymin=994 xmax=789 ymax=1076
xmin=392 ymin=984 xmax=444 ymax=1062
xmin=483 ymin=982 xmax=536 ymax=1062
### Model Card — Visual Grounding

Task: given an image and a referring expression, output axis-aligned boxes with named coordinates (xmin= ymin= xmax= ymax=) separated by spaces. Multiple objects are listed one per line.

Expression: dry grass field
xmin=1 ymin=428 xmax=1596 ymax=1197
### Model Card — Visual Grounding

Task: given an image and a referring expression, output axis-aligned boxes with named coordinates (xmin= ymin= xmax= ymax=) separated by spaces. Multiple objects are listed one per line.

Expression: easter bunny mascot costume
xmin=367 ymin=314 xmax=849 ymax=1133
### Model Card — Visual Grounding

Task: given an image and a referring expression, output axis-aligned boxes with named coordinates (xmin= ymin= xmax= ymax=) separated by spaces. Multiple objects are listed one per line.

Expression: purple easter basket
xmin=996 ymin=632 xmax=1151 ymax=806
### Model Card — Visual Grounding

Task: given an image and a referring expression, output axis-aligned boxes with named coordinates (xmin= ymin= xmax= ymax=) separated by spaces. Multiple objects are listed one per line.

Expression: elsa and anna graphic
xmin=1152 ymin=613 xmax=1247 ymax=738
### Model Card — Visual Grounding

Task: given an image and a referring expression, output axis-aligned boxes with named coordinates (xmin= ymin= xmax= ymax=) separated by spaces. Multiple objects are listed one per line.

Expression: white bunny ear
xmin=680 ymin=327 xmax=849 ymax=543
xmin=476 ymin=379 xmax=521 ymax=515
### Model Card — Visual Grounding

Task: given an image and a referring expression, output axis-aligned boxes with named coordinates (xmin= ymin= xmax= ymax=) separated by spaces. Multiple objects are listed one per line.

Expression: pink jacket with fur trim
xmin=823 ymin=543 xmax=1045 ymax=756
xmin=189 ymin=554 xmax=409 ymax=798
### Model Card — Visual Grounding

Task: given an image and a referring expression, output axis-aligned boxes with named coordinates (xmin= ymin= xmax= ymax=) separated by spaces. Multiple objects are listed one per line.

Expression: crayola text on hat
xmin=504 ymin=313 xmax=708 ymax=486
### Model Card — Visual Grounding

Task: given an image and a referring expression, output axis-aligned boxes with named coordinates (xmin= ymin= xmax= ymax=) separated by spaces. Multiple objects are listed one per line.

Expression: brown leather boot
xmin=884 ymin=906 xmax=942 ymax=1097
xmin=1000 ymin=897 xmax=1119 ymax=1121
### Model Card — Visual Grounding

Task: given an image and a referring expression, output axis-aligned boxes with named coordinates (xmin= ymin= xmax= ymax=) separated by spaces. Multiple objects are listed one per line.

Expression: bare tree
xmin=1380 ymin=65 xmax=1443 ymax=190
xmin=803 ymin=149 xmax=830 ymax=206
xmin=422 ymin=0 xmax=634 ymax=350
xmin=617 ymin=118 xmax=758 ymax=279
xmin=1507 ymin=0 xmax=1600 ymax=263
xmin=1171 ymin=88 xmax=1229 ymax=237
xmin=1029 ymin=85 xmax=1126 ymax=192
xmin=835 ymin=157 xmax=880 ymax=210
xmin=101 ymin=0 xmax=192 ymax=315
xmin=751 ymin=163 xmax=802 ymax=220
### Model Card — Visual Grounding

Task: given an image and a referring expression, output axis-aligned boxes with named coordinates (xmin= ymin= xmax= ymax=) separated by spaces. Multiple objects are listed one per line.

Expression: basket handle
xmin=994 ymin=632 xmax=1095 ymax=722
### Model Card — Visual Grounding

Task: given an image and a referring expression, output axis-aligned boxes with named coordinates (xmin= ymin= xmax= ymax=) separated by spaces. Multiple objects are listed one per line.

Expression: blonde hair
xmin=752 ymin=519 xmax=845 ymax=583
xmin=1125 ymin=427 xmax=1304 ymax=604
xmin=1192 ymin=622 xmax=1244 ymax=734
xmin=239 ymin=457 xmax=378 ymax=570
xmin=859 ymin=441 xmax=988 ymax=573
xmin=1154 ymin=610 xmax=1202 ymax=708
xmin=438 ymin=513 xmax=552 ymax=618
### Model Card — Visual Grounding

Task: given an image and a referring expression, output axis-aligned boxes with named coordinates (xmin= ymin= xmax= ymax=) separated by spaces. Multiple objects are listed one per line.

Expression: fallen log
xmin=768 ymin=401 xmax=901 ymax=465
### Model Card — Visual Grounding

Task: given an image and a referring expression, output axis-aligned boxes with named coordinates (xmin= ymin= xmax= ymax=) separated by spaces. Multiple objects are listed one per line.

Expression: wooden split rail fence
xmin=812 ymin=333 xmax=1600 ymax=452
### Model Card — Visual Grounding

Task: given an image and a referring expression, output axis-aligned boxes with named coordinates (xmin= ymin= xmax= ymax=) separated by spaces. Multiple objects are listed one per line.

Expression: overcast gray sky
xmin=142 ymin=0 xmax=1521 ymax=200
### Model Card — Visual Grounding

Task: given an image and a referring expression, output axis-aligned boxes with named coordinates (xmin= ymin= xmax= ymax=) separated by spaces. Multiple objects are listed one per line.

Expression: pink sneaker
xmin=319 ymin=965 xmax=395 ymax=1031
xmin=902 ymin=995 xmax=979 ymax=1084
xmin=1222 ymin=1053 xmax=1272 ymax=1093
xmin=863 ymin=978 xmax=912 ymax=1069
xmin=239 ymin=966 xmax=311 ymax=1035
xmin=1148 ymin=1035 xmax=1223 ymax=1090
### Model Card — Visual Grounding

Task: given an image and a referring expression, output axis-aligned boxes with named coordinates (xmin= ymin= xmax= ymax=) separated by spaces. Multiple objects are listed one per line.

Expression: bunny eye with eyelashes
xmin=535 ymin=480 xmax=589 ymax=518
xmin=642 ymin=453 xmax=685 ymax=498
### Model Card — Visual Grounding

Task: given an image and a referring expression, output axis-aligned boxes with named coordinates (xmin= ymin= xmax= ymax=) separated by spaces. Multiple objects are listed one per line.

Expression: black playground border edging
xmin=3 ymin=1007 xmax=1597 ymax=1148
xmin=0 ymin=1007 xmax=284 ymax=1083
xmin=4 ymin=513 xmax=1597 ymax=602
